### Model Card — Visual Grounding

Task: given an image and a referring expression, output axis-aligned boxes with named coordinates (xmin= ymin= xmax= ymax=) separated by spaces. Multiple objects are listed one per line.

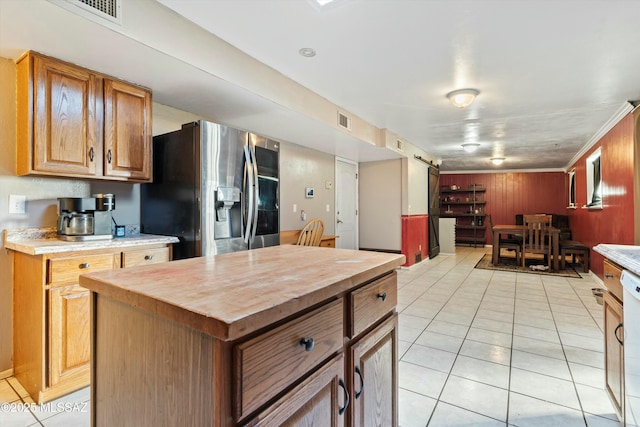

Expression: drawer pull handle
xmin=338 ymin=378 xmax=349 ymax=416
xmin=144 ymin=255 xmax=153 ymax=260
xmin=377 ymin=292 xmax=387 ymax=302
xmin=355 ymin=366 xmax=364 ymax=399
xmin=605 ymin=273 xmax=614 ymax=279
xmin=299 ymin=337 xmax=315 ymax=352
xmin=107 ymin=149 xmax=112 ymax=164
xmin=79 ymin=263 xmax=90 ymax=269
xmin=615 ymin=322 xmax=624 ymax=346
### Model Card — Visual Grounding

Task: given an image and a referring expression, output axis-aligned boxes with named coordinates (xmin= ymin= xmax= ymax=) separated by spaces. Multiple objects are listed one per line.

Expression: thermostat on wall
xmin=305 ymin=188 xmax=314 ymax=198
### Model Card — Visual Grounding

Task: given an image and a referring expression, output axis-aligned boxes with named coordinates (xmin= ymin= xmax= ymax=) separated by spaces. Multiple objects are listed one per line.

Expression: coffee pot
xmin=57 ymin=194 xmax=115 ymax=241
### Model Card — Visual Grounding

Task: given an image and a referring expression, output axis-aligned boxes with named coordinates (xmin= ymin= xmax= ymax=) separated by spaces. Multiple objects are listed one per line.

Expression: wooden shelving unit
xmin=440 ymin=184 xmax=486 ymax=247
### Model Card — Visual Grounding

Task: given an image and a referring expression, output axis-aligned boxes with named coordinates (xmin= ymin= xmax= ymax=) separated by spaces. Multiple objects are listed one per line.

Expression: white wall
xmin=401 ymin=157 xmax=429 ymax=216
xmin=359 ymin=160 xmax=402 ymax=251
xmin=280 ymin=143 xmax=335 ymax=234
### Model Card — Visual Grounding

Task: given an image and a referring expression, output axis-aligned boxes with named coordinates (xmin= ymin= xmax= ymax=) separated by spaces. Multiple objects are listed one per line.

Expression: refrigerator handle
xmin=250 ymin=146 xmax=259 ymax=242
xmin=243 ymin=145 xmax=255 ymax=244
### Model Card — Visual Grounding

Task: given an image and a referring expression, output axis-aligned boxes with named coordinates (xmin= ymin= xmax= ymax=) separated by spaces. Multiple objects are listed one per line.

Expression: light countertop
xmin=593 ymin=244 xmax=640 ymax=276
xmin=80 ymin=245 xmax=405 ymax=341
xmin=3 ymin=228 xmax=179 ymax=255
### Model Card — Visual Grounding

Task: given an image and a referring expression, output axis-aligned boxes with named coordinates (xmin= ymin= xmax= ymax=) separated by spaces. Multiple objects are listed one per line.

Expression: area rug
xmin=474 ymin=253 xmax=582 ymax=278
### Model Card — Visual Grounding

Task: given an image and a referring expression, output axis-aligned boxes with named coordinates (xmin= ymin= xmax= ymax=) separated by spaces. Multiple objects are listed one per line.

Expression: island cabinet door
xmin=243 ymin=354 xmax=346 ymax=427
xmin=348 ymin=314 xmax=398 ymax=427
xmin=48 ymin=284 xmax=91 ymax=387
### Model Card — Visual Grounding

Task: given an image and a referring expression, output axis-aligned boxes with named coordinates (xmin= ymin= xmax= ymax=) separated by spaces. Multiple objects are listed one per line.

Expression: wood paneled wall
xmin=566 ymin=113 xmax=635 ymax=278
xmin=440 ymin=172 xmax=567 ymax=245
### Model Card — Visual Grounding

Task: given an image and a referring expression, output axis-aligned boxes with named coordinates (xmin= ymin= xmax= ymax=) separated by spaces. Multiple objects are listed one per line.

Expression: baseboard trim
xmin=359 ymin=248 xmax=402 ymax=254
xmin=0 ymin=368 xmax=14 ymax=379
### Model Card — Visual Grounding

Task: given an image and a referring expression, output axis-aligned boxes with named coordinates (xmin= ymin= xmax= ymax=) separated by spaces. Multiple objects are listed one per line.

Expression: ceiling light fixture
xmin=462 ymin=143 xmax=480 ymax=153
xmin=298 ymin=48 xmax=316 ymax=58
xmin=446 ymin=88 xmax=480 ymax=108
xmin=491 ymin=157 xmax=505 ymax=165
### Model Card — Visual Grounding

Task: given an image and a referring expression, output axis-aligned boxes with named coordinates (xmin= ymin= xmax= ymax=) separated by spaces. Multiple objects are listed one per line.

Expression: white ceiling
xmin=1 ymin=0 xmax=639 ymax=171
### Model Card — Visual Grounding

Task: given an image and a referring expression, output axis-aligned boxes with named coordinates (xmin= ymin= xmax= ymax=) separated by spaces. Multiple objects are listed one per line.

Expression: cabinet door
xmin=48 ymin=285 xmax=91 ymax=387
xmin=349 ymin=313 xmax=397 ymax=427
xmin=104 ymin=79 xmax=152 ymax=181
xmin=245 ymin=354 xmax=346 ymax=427
xmin=604 ymin=291 xmax=624 ymax=420
xmin=33 ymin=55 xmax=100 ymax=176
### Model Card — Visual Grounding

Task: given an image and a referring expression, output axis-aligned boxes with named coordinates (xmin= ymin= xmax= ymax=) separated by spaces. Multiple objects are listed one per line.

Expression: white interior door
xmin=335 ymin=158 xmax=358 ymax=249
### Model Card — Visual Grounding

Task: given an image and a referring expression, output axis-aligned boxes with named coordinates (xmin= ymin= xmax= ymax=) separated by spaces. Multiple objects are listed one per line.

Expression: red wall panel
xmin=440 ymin=172 xmax=567 ymax=245
xmin=401 ymin=214 xmax=428 ymax=267
xmin=566 ymin=113 xmax=635 ymax=277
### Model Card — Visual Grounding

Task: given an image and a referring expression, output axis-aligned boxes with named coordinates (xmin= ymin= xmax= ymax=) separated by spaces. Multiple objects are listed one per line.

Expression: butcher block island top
xmin=82 ymin=245 xmax=405 ymax=426
xmin=79 ymin=245 xmax=405 ymax=341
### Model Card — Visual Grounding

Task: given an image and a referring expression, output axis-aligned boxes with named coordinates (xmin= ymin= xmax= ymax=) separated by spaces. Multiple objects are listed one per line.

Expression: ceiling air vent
xmin=49 ymin=0 xmax=122 ymax=25
xmin=396 ymin=139 xmax=404 ymax=151
xmin=337 ymin=111 xmax=352 ymax=131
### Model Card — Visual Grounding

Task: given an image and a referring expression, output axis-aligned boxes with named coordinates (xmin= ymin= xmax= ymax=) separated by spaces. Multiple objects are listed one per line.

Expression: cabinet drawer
xmin=122 ymin=247 xmax=170 ymax=268
xmin=350 ymin=272 xmax=397 ymax=338
xmin=48 ymin=254 xmax=118 ymax=287
xmin=234 ymin=298 xmax=344 ymax=421
xmin=604 ymin=259 xmax=623 ymax=302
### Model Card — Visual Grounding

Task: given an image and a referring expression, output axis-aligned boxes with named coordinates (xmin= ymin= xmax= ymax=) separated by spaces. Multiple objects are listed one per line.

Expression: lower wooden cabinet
xmin=48 ymin=285 xmax=91 ymax=387
xmin=349 ymin=314 xmax=397 ymax=427
xmin=604 ymin=290 xmax=624 ymax=421
xmin=12 ymin=242 xmax=172 ymax=403
xmin=246 ymin=354 xmax=346 ymax=427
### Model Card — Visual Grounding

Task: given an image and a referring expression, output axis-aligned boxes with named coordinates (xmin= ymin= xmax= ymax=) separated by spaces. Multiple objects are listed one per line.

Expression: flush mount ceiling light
xmin=446 ymin=88 xmax=480 ymax=108
xmin=461 ymin=143 xmax=480 ymax=153
xmin=491 ymin=157 xmax=505 ymax=165
xmin=315 ymin=0 xmax=337 ymax=4
xmin=298 ymin=48 xmax=316 ymax=58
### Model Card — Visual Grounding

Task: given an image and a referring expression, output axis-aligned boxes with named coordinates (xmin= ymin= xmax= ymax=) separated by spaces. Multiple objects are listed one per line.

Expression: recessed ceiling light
xmin=461 ymin=143 xmax=480 ymax=153
xmin=491 ymin=157 xmax=505 ymax=165
xmin=446 ymin=88 xmax=480 ymax=108
xmin=299 ymin=48 xmax=316 ymax=58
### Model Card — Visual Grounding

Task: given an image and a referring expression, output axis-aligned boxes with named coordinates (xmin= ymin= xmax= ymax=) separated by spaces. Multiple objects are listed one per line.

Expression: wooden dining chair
xmin=488 ymin=214 xmax=521 ymax=264
xmin=522 ymin=214 xmax=552 ymax=269
xmin=296 ymin=219 xmax=325 ymax=246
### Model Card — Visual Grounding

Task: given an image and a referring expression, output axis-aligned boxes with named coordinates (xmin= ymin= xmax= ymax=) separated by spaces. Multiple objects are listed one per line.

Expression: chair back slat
xmin=296 ymin=219 xmax=325 ymax=246
xmin=523 ymin=214 xmax=552 ymax=251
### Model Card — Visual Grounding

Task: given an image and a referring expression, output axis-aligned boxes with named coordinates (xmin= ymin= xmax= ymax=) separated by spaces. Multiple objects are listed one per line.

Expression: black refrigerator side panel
xmin=141 ymin=126 xmax=199 ymax=260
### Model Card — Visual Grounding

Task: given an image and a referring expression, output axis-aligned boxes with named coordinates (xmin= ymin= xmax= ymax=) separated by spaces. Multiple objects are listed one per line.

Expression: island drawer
xmin=604 ymin=259 xmax=623 ymax=302
xmin=234 ymin=298 xmax=344 ymax=421
xmin=121 ymin=246 xmax=170 ymax=268
xmin=47 ymin=253 xmax=119 ymax=287
xmin=349 ymin=271 xmax=397 ymax=338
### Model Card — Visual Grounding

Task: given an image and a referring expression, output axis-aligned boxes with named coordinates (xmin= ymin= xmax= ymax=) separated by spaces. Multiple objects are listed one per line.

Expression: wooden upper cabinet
xmin=104 ymin=79 xmax=152 ymax=181
xmin=16 ymin=51 xmax=152 ymax=182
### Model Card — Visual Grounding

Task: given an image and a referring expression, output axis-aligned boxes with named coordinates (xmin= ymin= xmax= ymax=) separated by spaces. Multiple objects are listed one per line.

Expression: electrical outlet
xmin=293 ymin=204 xmax=297 ymax=213
xmin=9 ymin=194 xmax=26 ymax=214
xmin=326 ymin=204 xmax=330 ymax=212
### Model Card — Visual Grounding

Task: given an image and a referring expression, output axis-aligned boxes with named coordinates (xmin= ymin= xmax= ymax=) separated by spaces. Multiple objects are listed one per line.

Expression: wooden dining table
xmin=492 ymin=224 xmax=560 ymax=271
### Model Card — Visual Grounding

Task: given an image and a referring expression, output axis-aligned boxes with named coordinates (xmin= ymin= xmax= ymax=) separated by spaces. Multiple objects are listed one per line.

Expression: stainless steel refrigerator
xmin=141 ymin=121 xmax=279 ymax=259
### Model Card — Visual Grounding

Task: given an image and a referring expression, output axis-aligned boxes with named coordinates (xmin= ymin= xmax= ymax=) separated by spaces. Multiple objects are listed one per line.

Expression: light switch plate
xmin=9 ymin=194 xmax=26 ymax=214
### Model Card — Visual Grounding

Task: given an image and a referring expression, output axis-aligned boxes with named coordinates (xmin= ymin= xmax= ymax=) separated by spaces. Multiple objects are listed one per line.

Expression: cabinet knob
xmin=144 ymin=255 xmax=153 ymax=260
xmin=299 ymin=337 xmax=315 ymax=352
xmin=338 ymin=378 xmax=349 ymax=416
xmin=79 ymin=263 xmax=90 ymax=269
xmin=376 ymin=292 xmax=387 ymax=302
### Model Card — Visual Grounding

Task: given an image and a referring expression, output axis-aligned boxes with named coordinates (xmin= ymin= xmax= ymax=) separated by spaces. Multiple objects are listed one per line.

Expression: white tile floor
xmin=397 ymin=247 xmax=619 ymax=427
xmin=0 ymin=246 xmax=619 ymax=426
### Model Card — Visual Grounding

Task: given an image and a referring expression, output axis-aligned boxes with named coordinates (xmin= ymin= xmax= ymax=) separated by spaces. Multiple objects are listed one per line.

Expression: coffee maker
xmin=57 ymin=194 xmax=115 ymax=241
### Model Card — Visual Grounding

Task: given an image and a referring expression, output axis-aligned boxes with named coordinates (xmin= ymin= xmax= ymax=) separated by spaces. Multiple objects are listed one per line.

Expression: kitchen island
xmin=80 ymin=245 xmax=405 ymax=426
